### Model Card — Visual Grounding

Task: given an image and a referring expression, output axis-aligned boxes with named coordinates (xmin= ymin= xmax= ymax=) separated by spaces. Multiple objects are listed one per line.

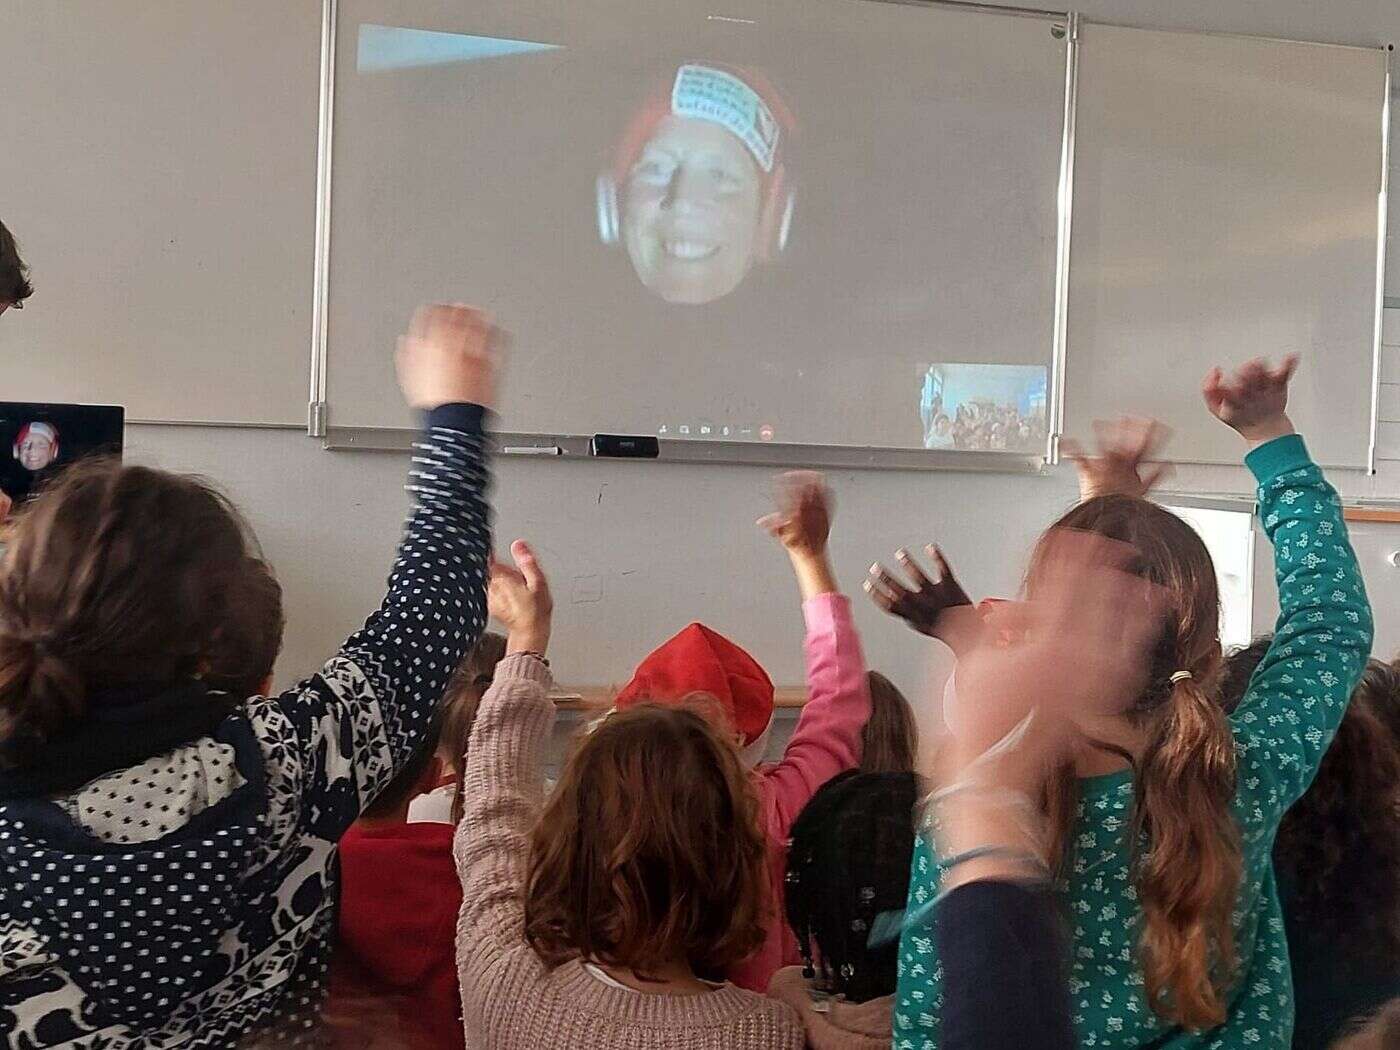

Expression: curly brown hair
xmin=0 ymin=219 xmax=33 ymax=307
xmin=1032 ymin=495 xmax=1241 ymax=1031
xmin=0 ymin=458 xmax=257 ymax=761
xmin=1226 ymin=643 xmax=1400 ymax=967
xmin=523 ymin=701 xmax=770 ymax=978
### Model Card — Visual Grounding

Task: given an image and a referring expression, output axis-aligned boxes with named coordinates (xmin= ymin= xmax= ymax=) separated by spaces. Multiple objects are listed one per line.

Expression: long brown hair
xmin=0 ymin=459 xmax=256 ymax=760
xmin=861 ymin=671 xmax=918 ymax=774
xmin=442 ymin=631 xmax=506 ymax=823
xmin=1268 ymin=657 xmax=1400 ymax=966
xmin=523 ymin=701 xmax=770 ymax=977
xmin=1031 ymin=495 xmax=1241 ymax=1030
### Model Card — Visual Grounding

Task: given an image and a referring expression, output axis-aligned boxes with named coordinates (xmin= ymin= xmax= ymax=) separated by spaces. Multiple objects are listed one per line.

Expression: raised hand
xmin=1061 ymin=417 xmax=1172 ymax=501
xmin=757 ymin=471 xmax=833 ymax=558
xmin=865 ymin=545 xmax=973 ymax=641
xmin=395 ymin=303 xmax=504 ymax=411
xmin=488 ymin=540 xmax=553 ymax=657
xmin=1201 ymin=354 xmax=1298 ymax=447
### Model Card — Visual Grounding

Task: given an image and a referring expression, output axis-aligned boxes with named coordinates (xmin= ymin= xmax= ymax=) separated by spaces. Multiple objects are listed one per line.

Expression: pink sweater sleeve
xmin=757 ymin=593 xmax=871 ymax=839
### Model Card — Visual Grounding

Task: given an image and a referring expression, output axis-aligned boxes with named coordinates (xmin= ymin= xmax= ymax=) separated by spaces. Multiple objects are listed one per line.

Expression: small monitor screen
xmin=0 ymin=402 xmax=124 ymax=504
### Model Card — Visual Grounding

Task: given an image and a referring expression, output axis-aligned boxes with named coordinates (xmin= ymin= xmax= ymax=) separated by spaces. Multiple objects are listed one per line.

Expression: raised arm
xmin=262 ymin=305 xmax=499 ymax=834
xmin=757 ymin=472 xmax=871 ymax=833
xmin=454 ymin=541 xmax=555 ymax=969
xmin=1206 ymin=357 xmax=1374 ymax=813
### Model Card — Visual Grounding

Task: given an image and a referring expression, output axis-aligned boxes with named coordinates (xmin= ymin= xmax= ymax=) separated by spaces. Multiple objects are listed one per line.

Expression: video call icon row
xmin=657 ymin=423 xmax=776 ymax=442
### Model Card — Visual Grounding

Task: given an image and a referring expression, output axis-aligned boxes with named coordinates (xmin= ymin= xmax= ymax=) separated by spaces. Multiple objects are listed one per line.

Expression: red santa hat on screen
xmin=596 ymin=63 xmax=798 ymax=261
xmin=613 ymin=622 xmax=775 ymax=767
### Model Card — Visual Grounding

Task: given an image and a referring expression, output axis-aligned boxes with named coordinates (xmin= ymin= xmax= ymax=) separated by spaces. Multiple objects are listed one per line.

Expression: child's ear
xmin=258 ymin=675 xmax=274 ymax=696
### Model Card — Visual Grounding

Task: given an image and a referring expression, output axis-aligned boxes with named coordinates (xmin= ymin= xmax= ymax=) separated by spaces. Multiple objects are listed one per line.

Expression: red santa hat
xmin=613 ymin=622 xmax=775 ymax=764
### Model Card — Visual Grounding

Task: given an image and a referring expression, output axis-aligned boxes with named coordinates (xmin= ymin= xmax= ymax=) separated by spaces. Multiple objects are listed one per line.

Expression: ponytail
xmin=0 ymin=636 xmax=87 ymax=757
xmin=1131 ymin=672 xmax=1241 ymax=1029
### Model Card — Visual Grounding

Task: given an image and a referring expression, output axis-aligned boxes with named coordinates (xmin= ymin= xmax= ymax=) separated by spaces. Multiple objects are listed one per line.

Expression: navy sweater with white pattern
xmin=0 ymin=405 xmax=491 ymax=1049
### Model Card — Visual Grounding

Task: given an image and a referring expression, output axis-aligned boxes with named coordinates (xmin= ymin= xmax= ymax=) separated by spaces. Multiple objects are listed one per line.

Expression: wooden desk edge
xmin=1343 ymin=507 xmax=1400 ymax=524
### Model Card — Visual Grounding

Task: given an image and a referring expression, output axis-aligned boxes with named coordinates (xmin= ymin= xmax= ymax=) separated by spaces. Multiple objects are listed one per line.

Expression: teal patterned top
xmin=894 ymin=434 xmax=1374 ymax=1050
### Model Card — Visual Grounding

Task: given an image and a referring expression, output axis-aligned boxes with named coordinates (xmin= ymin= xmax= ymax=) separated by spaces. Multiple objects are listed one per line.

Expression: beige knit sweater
xmin=453 ymin=653 xmax=806 ymax=1050
xmin=767 ymin=967 xmax=893 ymax=1050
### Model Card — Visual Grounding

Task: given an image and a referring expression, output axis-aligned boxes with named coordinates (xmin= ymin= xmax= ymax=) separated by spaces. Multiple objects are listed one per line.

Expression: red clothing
xmin=331 ymin=820 xmax=463 ymax=1049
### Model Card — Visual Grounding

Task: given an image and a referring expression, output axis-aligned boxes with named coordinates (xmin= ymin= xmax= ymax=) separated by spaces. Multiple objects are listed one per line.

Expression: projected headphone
xmin=13 ymin=422 xmax=59 ymax=465
xmin=596 ymin=63 xmax=797 ymax=263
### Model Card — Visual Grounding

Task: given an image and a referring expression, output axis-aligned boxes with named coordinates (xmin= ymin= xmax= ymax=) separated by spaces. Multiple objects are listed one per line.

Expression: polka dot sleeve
xmin=262 ymin=407 xmax=491 ymax=830
xmin=1231 ymin=433 xmax=1374 ymax=821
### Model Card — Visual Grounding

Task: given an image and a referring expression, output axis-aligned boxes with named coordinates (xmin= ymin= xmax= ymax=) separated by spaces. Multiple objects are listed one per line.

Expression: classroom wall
xmin=45 ymin=0 xmax=1400 ymax=714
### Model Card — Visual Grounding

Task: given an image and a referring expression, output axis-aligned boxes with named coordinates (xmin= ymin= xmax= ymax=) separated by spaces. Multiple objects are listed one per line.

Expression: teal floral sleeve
xmin=1230 ymin=433 xmax=1373 ymax=824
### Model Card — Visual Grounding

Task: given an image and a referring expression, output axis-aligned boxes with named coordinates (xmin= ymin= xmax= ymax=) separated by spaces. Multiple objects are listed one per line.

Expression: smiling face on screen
xmin=621 ymin=116 xmax=764 ymax=305
xmin=17 ymin=431 xmax=57 ymax=471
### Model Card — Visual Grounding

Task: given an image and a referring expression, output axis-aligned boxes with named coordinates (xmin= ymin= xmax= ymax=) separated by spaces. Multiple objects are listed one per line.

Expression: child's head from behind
xmin=358 ymin=631 xmax=507 ymax=823
xmin=785 ymin=770 xmax=919 ymax=1003
xmin=861 ymin=671 xmax=917 ymax=775
xmin=614 ymin=622 xmax=776 ymax=768
xmin=0 ymin=459 xmax=255 ymax=759
xmin=440 ymin=631 xmax=507 ymax=822
xmin=1030 ymin=495 xmax=1240 ymax=1031
xmin=524 ymin=700 xmax=769 ymax=977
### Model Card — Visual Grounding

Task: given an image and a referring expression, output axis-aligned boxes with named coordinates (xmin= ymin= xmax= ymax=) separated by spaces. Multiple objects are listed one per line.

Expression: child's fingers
xmin=895 ymin=548 xmax=934 ymax=589
xmin=1058 ymin=436 xmax=1088 ymax=466
xmin=512 ymin=540 xmax=548 ymax=597
xmin=868 ymin=563 xmax=912 ymax=602
xmin=925 ymin=545 xmax=955 ymax=587
xmin=1201 ymin=366 xmax=1226 ymax=409
xmin=863 ymin=578 xmax=899 ymax=613
xmin=755 ymin=513 xmax=787 ymax=537
xmin=1272 ymin=352 xmax=1300 ymax=385
xmin=1141 ymin=461 xmax=1174 ymax=491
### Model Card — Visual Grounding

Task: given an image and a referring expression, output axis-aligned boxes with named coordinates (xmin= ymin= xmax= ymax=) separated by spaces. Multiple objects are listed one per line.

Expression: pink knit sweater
xmin=730 ymin=594 xmax=872 ymax=992
xmin=453 ymin=653 xmax=806 ymax=1050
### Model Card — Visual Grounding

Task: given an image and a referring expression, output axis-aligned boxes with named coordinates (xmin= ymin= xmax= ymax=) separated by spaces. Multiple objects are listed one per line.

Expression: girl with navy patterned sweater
xmin=0 ymin=304 xmax=499 ymax=1048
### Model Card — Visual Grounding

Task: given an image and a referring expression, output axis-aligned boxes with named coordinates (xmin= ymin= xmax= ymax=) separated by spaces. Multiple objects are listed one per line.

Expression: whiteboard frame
xmin=1368 ymin=52 xmax=1393 ymax=475
xmin=1060 ymin=20 xmax=1391 ymax=471
xmin=1046 ymin=10 xmax=1080 ymax=465
xmin=309 ymin=0 xmax=1072 ymax=471
xmin=308 ymin=2 xmax=1389 ymax=474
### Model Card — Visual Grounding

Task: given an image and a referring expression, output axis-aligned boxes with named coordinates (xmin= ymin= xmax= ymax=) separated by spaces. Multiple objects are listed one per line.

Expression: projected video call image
xmin=596 ymin=64 xmax=795 ymax=305
xmin=919 ymin=364 xmax=1047 ymax=453
xmin=340 ymin=18 xmax=1061 ymax=448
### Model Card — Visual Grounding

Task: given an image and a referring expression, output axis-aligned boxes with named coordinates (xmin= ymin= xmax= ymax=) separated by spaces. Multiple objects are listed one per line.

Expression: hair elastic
xmin=1169 ymin=670 xmax=1194 ymax=684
